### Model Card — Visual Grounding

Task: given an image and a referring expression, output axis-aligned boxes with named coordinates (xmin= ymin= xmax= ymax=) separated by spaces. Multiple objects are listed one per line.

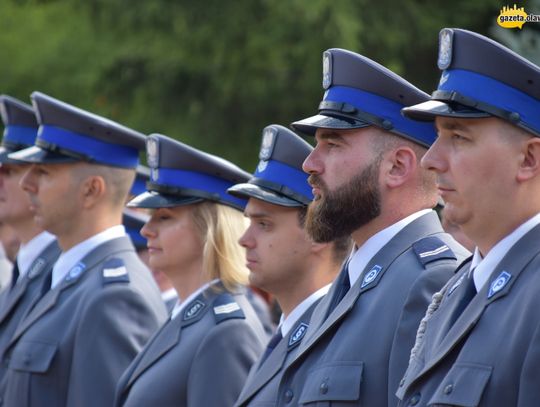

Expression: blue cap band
xmin=438 ymin=69 xmax=540 ymax=134
xmin=154 ymin=167 xmax=247 ymax=209
xmin=38 ymin=125 xmax=140 ymax=168
xmin=254 ymin=159 xmax=313 ymax=201
xmin=324 ymin=86 xmax=437 ymax=146
xmin=126 ymin=228 xmax=146 ymax=249
xmin=131 ymin=177 xmax=147 ymax=196
xmin=3 ymin=125 xmax=37 ymax=146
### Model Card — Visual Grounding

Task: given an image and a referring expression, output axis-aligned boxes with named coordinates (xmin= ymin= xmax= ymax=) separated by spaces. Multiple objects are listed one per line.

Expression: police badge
xmin=259 ymin=126 xmax=277 ymax=161
xmin=438 ymin=28 xmax=454 ymax=70
xmin=322 ymin=51 xmax=332 ymax=90
xmin=146 ymin=137 xmax=159 ymax=168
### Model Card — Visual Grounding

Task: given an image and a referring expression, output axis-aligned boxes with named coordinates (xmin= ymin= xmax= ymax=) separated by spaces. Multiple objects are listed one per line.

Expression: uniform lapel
xmin=294 ymin=212 xmax=443 ymax=362
xmin=0 ymin=241 xmax=60 ymax=325
xmin=238 ymin=305 xmax=316 ymax=405
xmin=8 ymin=237 xmax=133 ymax=348
xmin=236 ymin=330 xmax=289 ymax=405
xmin=416 ymin=224 xmax=540 ymax=381
xmin=125 ymin=318 xmax=182 ymax=388
xmin=125 ymin=285 xmax=219 ymax=389
xmin=0 ymin=277 xmax=30 ymax=324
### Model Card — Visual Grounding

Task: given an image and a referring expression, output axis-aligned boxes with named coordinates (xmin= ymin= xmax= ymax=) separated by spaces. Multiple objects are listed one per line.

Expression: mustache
xmin=308 ymin=174 xmax=326 ymax=189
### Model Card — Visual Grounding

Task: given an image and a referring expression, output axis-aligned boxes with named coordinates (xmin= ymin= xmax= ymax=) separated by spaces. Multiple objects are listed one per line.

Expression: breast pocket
xmin=298 ymin=362 xmax=363 ymax=406
xmin=9 ymin=340 xmax=57 ymax=373
xmin=427 ymin=363 xmax=492 ymax=407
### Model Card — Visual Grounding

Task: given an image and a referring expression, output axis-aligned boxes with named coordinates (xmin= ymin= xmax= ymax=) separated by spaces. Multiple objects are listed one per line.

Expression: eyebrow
xmin=436 ymin=120 xmax=471 ymax=133
xmin=244 ymin=211 xmax=272 ymax=220
xmin=316 ymin=130 xmax=347 ymax=142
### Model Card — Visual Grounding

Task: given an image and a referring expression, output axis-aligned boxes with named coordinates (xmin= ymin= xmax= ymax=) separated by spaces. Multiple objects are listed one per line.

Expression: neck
xmin=275 ymin=255 xmax=339 ymax=319
xmin=351 ymin=206 xmax=426 ymax=248
xmin=10 ymin=220 xmax=44 ymax=245
xmin=469 ymin=211 xmax=538 ymax=256
xmin=167 ymin=259 xmax=209 ymax=302
xmin=57 ymin=210 xmax=122 ymax=251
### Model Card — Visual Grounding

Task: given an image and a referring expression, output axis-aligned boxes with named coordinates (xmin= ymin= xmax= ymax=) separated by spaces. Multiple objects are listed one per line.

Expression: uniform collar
xmin=17 ymin=231 xmax=56 ymax=281
xmin=279 ymin=283 xmax=331 ymax=337
xmin=170 ymin=279 xmax=220 ymax=320
xmin=348 ymin=209 xmax=432 ymax=286
xmin=51 ymin=225 xmax=126 ymax=288
xmin=471 ymin=212 xmax=540 ymax=291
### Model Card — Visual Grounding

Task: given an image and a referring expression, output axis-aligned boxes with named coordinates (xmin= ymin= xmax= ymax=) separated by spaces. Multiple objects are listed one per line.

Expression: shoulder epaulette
xmin=213 ymin=293 xmax=245 ymax=324
xmin=413 ymin=236 xmax=457 ymax=267
xmin=102 ymin=258 xmax=130 ymax=284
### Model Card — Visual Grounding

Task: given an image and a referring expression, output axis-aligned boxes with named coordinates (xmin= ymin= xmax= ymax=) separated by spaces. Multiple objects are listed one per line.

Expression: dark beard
xmin=306 ymin=159 xmax=382 ymax=243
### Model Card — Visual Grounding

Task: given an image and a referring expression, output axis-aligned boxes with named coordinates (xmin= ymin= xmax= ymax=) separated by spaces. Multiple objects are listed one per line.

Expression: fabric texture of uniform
xmin=273 ymin=211 xmax=469 ymax=406
xmin=0 ymin=240 xmax=61 ymax=384
xmin=115 ymin=282 xmax=267 ymax=407
xmin=396 ymin=224 xmax=540 ymax=406
xmin=235 ymin=300 xmax=320 ymax=407
xmin=0 ymin=236 xmax=167 ymax=407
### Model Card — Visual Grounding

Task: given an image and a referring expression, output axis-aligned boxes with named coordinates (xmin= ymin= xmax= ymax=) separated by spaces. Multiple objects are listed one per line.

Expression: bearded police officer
xmin=396 ymin=28 xmax=540 ymax=407
xmin=273 ymin=48 xmax=469 ymax=406
xmin=0 ymin=92 xmax=167 ymax=407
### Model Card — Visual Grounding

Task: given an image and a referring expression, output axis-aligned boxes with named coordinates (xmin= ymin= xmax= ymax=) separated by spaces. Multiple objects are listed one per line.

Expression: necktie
xmin=325 ymin=269 xmax=351 ymax=319
xmin=448 ymin=273 xmax=476 ymax=327
xmin=259 ymin=330 xmax=283 ymax=364
xmin=9 ymin=260 xmax=19 ymax=290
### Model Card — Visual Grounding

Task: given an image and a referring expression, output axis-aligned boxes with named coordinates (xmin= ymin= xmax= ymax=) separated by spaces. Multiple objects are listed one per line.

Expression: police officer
xmin=273 ymin=48 xmax=470 ymax=406
xmin=114 ymin=134 xmax=267 ymax=406
xmin=0 ymin=92 xmax=167 ymax=407
xmin=125 ymin=167 xmax=179 ymax=312
xmin=0 ymin=96 xmax=61 ymax=384
xmin=396 ymin=28 xmax=540 ymax=407
xmin=229 ymin=125 xmax=351 ymax=407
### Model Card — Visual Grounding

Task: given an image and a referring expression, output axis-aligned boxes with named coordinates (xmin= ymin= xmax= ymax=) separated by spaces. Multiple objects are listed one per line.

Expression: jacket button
xmin=409 ymin=393 xmax=421 ymax=406
xmin=284 ymin=389 xmax=294 ymax=403
xmin=444 ymin=384 xmax=454 ymax=395
xmin=320 ymin=382 xmax=329 ymax=394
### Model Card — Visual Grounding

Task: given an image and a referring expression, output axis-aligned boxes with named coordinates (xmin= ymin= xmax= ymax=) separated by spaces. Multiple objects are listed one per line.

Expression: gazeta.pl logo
xmin=497 ymin=4 xmax=540 ymax=29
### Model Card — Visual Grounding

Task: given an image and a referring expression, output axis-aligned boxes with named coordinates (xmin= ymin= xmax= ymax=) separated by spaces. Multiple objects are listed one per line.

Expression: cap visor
xmin=7 ymin=146 xmax=79 ymax=164
xmin=291 ymin=114 xmax=370 ymax=135
xmin=0 ymin=147 xmax=24 ymax=165
xmin=402 ymin=101 xmax=490 ymax=122
xmin=127 ymin=190 xmax=204 ymax=209
xmin=228 ymin=183 xmax=305 ymax=207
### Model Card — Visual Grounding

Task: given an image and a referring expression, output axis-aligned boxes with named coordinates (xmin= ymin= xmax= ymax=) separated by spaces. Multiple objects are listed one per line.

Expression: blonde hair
xmin=190 ymin=201 xmax=249 ymax=291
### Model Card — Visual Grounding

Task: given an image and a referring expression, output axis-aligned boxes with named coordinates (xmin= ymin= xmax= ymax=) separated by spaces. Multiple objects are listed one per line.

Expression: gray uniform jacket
xmin=0 ymin=247 xmax=11 ymax=293
xmin=0 ymin=236 xmax=167 ymax=407
xmin=396 ymin=224 xmax=540 ymax=406
xmin=115 ymin=282 xmax=268 ymax=407
xmin=275 ymin=211 xmax=469 ymax=406
xmin=0 ymin=240 xmax=61 ymax=384
xmin=235 ymin=300 xmax=320 ymax=407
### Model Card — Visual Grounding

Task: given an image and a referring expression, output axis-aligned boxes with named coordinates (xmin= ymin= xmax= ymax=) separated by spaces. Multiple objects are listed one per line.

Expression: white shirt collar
xmin=161 ymin=287 xmax=178 ymax=303
xmin=170 ymin=279 xmax=220 ymax=320
xmin=279 ymin=284 xmax=331 ymax=337
xmin=51 ymin=225 xmax=126 ymax=289
xmin=471 ymin=212 xmax=540 ymax=291
xmin=17 ymin=231 xmax=56 ymax=280
xmin=348 ymin=209 xmax=432 ymax=286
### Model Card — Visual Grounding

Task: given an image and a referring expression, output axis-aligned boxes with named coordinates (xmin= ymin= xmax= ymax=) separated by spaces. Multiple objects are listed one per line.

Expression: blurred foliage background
xmin=1 ymin=0 xmax=539 ymax=170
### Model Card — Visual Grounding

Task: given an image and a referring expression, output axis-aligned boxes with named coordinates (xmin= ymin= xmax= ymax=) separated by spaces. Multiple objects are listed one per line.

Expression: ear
xmin=80 ymin=175 xmax=106 ymax=209
xmin=310 ymin=241 xmax=328 ymax=254
xmin=384 ymin=146 xmax=417 ymax=188
xmin=517 ymin=138 xmax=540 ymax=183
